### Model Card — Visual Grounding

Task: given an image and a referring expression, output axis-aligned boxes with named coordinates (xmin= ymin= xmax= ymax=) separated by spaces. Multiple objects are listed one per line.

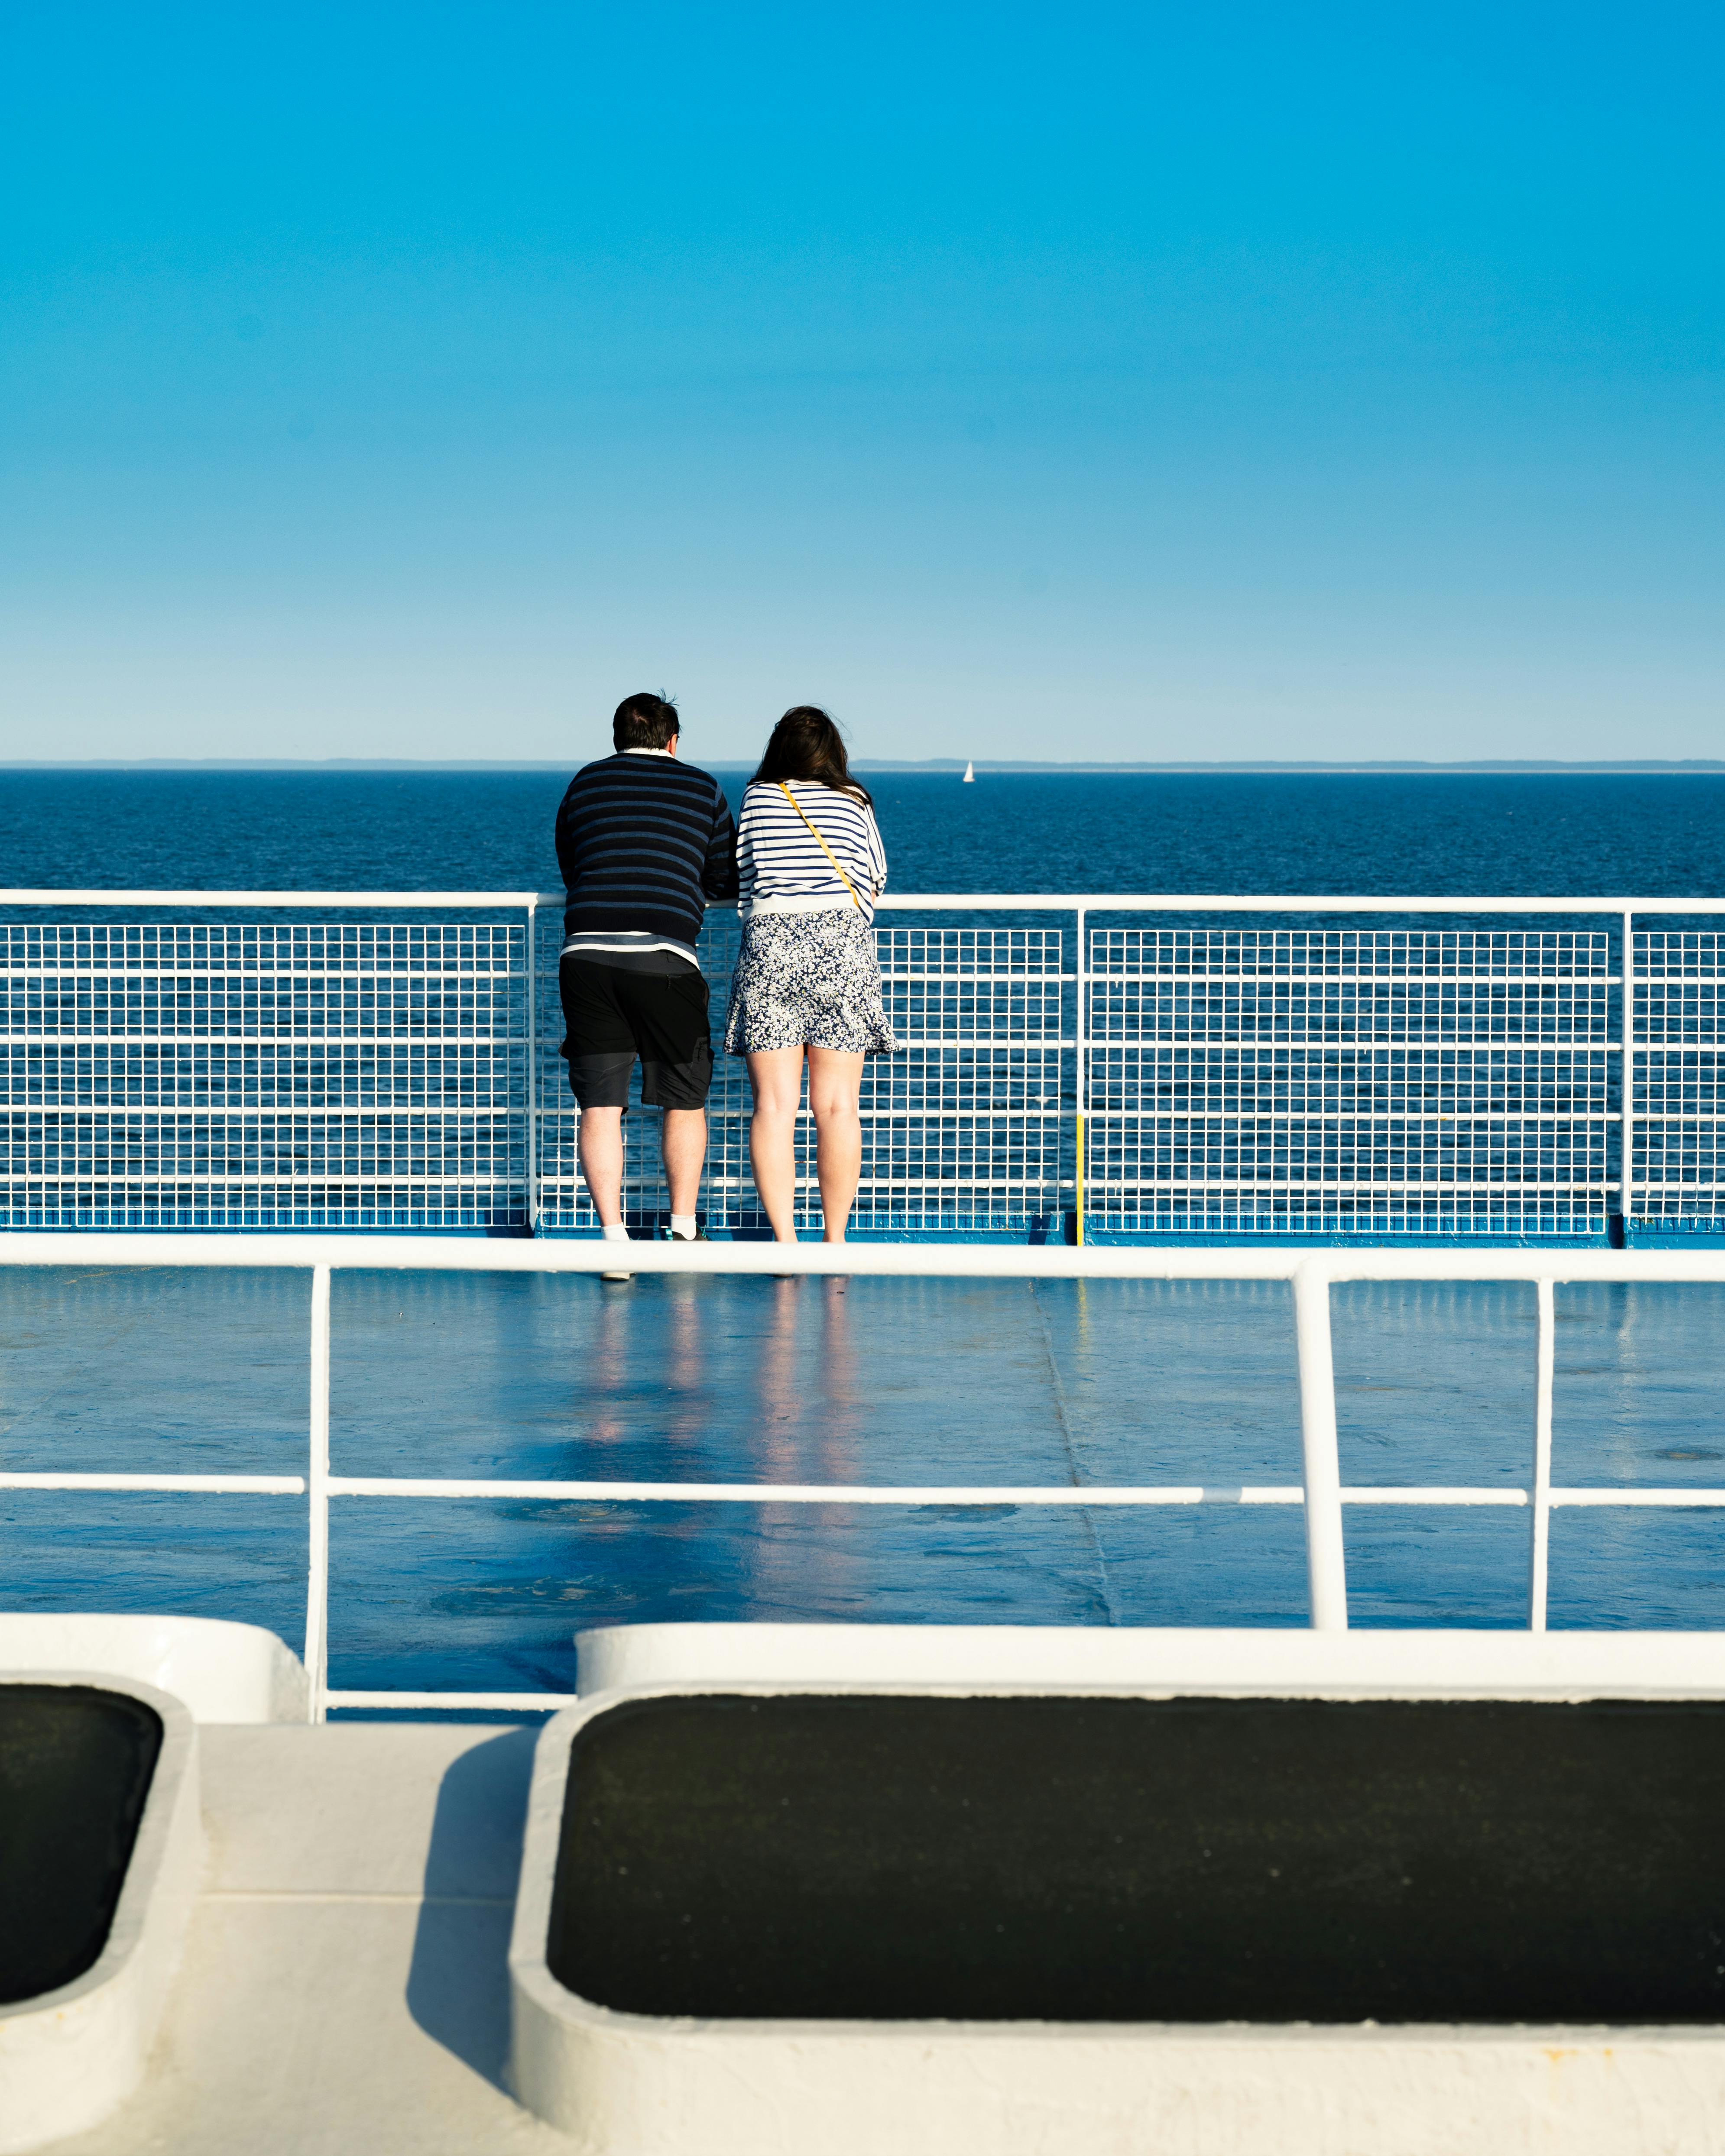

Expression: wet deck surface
xmin=4 ymin=1269 xmax=1725 ymax=1693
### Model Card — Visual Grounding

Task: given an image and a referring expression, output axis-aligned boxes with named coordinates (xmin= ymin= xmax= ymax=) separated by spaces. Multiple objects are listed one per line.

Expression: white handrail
xmin=12 ymin=1233 xmax=1725 ymax=1279
xmin=3 ymin=887 xmax=1724 ymax=911
xmin=4 ymin=1233 xmax=1725 ymax=1716
xmin=872 ymin=893 xmax=1725 ymax=914
xmin=0 ymin=889 xmax=545 ymax=906
xmin=0 ymin=1472 xmax=306 ymax=1492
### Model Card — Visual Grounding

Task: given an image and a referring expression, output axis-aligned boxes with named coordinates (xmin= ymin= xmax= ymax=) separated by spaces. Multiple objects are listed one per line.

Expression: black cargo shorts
xmin=558 ymin=958 xmax=714 ymax=1110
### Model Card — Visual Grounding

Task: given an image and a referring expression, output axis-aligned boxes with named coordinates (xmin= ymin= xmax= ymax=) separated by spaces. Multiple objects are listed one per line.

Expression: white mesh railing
xmin=1636 ymin=932 xmax=1725 ymax=1227
xmin=1087 ymin=929 xmax=1615 ymax=1237
xmin=3 ymin=916 xmax=531 ymax=1230
xmin=535 ymin=913 xmax=1074 ymax=1235
xmin=7 ymin=890 xmax=1725 ymax=1238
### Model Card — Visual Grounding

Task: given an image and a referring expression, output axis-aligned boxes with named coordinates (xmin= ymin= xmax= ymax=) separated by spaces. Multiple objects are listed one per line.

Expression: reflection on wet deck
xmin=3 ymin=1270 xmax=1725 ymax=1695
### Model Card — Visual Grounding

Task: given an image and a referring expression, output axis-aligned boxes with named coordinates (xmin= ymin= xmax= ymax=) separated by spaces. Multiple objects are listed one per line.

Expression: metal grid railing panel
xmin=1633 ymin=932 xmax=1725 ymax=1223
xmin=1087 ymin=932 xmax=1615 ymax=1236
xmin=1 ymin=921 xmax=529 ymax=1229
xmin=534 ymin=915 xmax=1073 ymax=1235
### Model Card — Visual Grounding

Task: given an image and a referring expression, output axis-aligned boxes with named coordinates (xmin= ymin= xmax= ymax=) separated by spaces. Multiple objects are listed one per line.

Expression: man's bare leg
xmin=577 ymin=1106 xmax=625 ymax=1225
xmin=662 ymin=1107 xmax=707 ymax=1221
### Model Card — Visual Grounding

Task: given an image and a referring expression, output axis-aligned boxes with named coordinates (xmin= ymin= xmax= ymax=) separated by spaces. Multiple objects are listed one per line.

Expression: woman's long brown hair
xmin=749 ymin=706 xmax=872 ymax=805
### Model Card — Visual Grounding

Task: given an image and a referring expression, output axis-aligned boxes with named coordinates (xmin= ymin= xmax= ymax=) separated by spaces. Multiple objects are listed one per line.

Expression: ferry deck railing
xmin=10 ymin=887 xmax=1725 ymax=1240
xmin=3 ymin=1232 xmax=1725 ymax=1720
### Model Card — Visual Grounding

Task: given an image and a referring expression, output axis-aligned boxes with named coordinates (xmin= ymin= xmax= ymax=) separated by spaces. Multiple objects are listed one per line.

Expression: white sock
xmin=603 ymin=1223 xmax=630 ymax=1243
xmin=670 ymin=1214 xmax=697 ymax=1240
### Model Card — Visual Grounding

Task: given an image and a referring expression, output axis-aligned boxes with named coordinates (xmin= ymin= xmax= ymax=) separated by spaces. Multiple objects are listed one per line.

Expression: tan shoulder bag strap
xmin=777 ymin=781 xmax=863 ymax=908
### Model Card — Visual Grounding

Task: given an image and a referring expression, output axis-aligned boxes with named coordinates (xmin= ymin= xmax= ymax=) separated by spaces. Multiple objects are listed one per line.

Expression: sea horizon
xmin=7 ymin=757 xmax=1725 ymax=775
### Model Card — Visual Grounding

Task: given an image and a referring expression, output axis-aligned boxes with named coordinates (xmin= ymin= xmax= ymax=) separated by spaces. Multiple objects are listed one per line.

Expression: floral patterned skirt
xmin=722 ymin=909 xmax=897 ymax=1057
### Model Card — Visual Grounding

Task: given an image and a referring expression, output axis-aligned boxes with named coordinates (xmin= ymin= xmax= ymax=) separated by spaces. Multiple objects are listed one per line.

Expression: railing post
xmin=1294 ymin=1260 xmax=1348 ymax=1630
xmin=1529 ymin=1276 xmax=1555 ymax=1631
xmin=1074 ymin=906 xmax=1086 ymax=1246
xmin=525 ymin=898 xmax=540 ymax=1235
xmin=304 ymin=1262 xmax=331 ymax=1723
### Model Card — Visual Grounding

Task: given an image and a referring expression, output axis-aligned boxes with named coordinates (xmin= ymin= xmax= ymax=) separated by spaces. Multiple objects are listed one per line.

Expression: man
xmin=554 ymin=692 xmax=738 ymax=1272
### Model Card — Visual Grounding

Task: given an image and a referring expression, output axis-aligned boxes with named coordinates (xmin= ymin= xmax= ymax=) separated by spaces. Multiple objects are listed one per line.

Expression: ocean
xmin=6 ymin=764 xmax=1725 ymax=895
xmin=4 ymin=768 xmax=1725 ymax=1687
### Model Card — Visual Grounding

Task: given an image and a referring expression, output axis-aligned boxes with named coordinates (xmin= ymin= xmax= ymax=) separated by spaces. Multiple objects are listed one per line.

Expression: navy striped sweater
xmin=554 ymin=751 xmax=739 ymax=963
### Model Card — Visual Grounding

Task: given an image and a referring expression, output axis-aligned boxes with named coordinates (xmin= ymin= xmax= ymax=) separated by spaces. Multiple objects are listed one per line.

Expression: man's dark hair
xmin=613 ymin=692 xmax=680 ymax=751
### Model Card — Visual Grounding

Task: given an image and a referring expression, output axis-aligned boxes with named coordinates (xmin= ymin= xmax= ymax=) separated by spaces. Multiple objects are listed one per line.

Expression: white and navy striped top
xmin=736 ymin=779 xmax=888 ymax=926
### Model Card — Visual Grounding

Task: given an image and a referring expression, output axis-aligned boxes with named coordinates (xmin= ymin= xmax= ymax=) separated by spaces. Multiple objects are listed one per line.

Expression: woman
xmin=723 ymin=706 xmax=895 ymax=1243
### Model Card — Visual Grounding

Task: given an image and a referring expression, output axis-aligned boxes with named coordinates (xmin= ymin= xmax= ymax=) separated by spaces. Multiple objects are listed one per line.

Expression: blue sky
xmin=3 ymin=3 xmax=1722 ymax=763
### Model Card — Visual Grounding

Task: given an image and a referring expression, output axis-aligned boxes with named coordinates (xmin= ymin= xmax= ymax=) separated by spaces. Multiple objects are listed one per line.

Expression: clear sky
xmin=3 ymin=3 xmax=1722 ymax=765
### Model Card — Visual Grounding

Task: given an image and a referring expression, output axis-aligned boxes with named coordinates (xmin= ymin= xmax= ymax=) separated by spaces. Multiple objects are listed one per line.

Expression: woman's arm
xmin=865 ymin=804 xmax=888 ymax=893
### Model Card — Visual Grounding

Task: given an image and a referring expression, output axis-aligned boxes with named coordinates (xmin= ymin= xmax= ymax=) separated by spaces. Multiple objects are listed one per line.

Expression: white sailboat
xmin=962 ymin=760 xmax=974 ymax=783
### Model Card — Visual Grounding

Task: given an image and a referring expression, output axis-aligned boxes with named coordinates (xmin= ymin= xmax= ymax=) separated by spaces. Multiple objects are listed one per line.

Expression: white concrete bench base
xmin=0 ymin=1615 xmax=306 ymax=1724
xmin=510 ymin=2006 xmax=1725 ymax=2156
xmin=0 ymin=1675 xmax=201 ymax=2155
xmin=516 ymin=1642 xmax=1725 ymax=2156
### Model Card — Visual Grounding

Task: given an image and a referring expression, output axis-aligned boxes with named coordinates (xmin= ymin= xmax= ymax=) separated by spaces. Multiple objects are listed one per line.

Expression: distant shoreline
xmin=6 ymin=759 xmax=1725 ymax=776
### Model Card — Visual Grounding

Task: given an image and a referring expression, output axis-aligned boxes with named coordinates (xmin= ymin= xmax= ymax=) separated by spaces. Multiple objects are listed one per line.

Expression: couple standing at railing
xmin=554 ymin=690 xmax=895 ymax=1268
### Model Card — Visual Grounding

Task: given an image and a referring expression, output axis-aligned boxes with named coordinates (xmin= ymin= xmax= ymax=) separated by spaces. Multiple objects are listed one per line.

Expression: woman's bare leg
xmin=746 ymin=1046 xmax=807 ymax=1242
xmin=807 ymin=1047 xmax=866 ymax=1243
